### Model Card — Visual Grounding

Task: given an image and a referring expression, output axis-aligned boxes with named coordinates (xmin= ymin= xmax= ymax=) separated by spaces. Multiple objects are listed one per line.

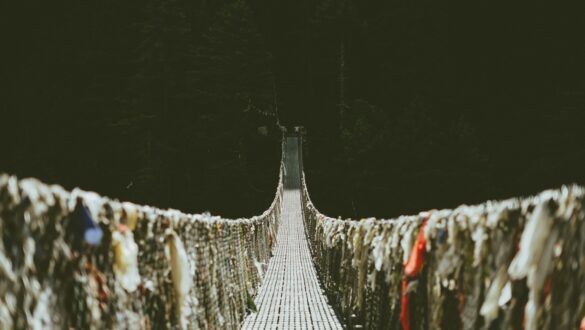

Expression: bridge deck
xmin=242 ymin=137 xmax=342 ymax=329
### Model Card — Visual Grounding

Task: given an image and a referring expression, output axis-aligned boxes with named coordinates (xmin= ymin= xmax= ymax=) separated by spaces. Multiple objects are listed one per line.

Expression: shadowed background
xmin=2 ymin=0 xmax=584 ymax=218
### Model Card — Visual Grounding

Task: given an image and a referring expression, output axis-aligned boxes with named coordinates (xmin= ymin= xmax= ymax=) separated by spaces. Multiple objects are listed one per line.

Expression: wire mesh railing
xmin=0 ymin=142 xmax=284 ymax=329
xmin=301 ymin=159 xmax=585 ymax=330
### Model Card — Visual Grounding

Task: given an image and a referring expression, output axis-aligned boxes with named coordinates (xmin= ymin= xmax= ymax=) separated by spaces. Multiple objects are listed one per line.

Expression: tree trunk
xmin=338 ymin=39 xmax=346 ymax=131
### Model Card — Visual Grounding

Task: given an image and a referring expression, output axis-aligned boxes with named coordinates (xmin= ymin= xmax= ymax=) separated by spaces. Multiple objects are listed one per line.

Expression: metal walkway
xmin=242 ymin=137 xmax=342 ymax=329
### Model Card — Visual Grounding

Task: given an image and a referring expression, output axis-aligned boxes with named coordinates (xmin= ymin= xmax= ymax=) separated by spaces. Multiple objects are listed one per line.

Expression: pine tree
xmin=310 ymin=0 xmax=356 ymax=132
xmin=193 ymin=0 xmax=275 ymax=118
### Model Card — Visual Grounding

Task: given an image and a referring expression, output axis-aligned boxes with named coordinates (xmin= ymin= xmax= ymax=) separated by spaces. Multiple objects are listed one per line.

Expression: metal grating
xmin=242 ymin=137 xmax=342 ymax=329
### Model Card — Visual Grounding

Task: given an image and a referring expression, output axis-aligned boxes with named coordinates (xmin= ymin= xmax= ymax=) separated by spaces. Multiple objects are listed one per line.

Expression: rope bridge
xmin=1 ymin=134 xmax=584 ymax=329
xmin=242 ymin=137 xmax=341 ymax=329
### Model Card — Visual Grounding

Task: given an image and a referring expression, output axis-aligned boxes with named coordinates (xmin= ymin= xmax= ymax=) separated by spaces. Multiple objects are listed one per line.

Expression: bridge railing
xmin=301 ymin=170 xmax=585 ymax=329
xmin=0 ymin=141 xmax=284 ymax=329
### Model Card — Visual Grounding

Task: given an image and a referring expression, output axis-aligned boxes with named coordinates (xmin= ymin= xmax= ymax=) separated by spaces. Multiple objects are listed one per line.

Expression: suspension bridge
xmin=242 ymin=136 xmax=341 ymax=329
xmin=0 ymin=132 xmax=584 ymax=329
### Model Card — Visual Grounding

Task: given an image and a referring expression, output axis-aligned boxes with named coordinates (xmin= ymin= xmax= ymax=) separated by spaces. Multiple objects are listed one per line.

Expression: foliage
xmin=3 ymin=0 xmax=584 ymax=218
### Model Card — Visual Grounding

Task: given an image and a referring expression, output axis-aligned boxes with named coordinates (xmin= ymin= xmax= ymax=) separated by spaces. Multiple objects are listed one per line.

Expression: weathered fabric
xmin=0 ymin=154 xmax=283 ymax=329
xmin=301 ymin=173 xmax=585 ymax=330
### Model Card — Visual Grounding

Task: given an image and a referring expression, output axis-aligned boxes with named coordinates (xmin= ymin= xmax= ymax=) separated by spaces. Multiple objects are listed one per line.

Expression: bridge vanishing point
xmin=241 ymin=136 xmax=341 ymax=329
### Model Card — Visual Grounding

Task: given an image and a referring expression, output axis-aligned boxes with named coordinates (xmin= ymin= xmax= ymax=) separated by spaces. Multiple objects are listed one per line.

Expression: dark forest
xmin=2 ymin=0 xmax=584 ymax=219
